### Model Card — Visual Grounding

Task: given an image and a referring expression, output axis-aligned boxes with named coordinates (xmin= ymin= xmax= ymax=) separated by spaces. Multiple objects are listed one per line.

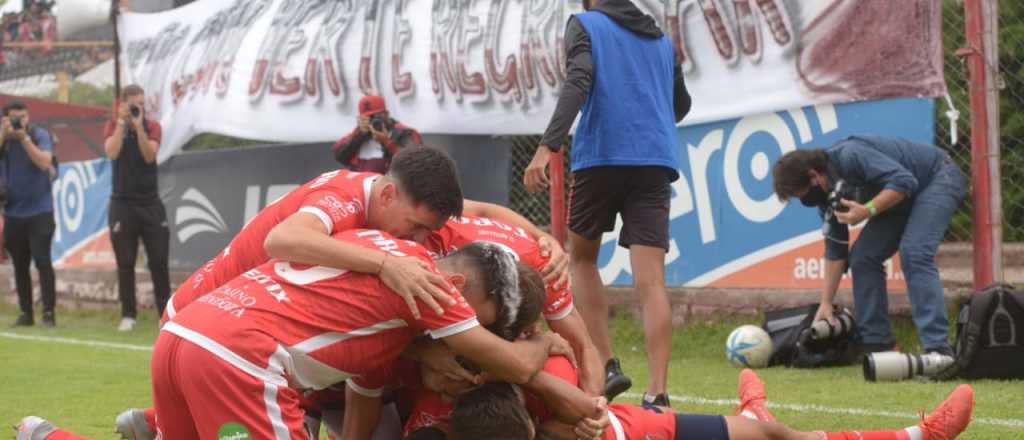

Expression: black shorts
xmin=675 ymin=413 xmax=729 ymax=440
xmin=568 ymin=166 xmax=673 ymax=250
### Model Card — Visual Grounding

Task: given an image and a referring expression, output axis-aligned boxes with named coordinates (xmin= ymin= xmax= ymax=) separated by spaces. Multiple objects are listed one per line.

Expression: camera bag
xmin=936 ymin=283 xmax=1024 ymax=380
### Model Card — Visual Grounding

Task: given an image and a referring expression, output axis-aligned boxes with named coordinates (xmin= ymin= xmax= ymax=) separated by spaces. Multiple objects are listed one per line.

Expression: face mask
xmin=800 ymin=185 xmax=828 ymax=207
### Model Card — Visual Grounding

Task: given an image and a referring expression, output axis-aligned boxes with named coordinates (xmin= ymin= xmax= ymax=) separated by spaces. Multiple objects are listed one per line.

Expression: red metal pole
xmin=963 ymin=0 xmax=994 ymax=289
xmin=549 ymin=149 xmax=567 ymax=245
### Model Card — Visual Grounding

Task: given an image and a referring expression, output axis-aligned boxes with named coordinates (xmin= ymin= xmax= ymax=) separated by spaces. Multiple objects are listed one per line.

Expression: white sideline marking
xmin=0 ymin=332 xmax=153 ymax=352
xmin=3 ymin=332 xmax=1020 ymax=430
xmin=621 ymin=392 xmax=1024 ymax=430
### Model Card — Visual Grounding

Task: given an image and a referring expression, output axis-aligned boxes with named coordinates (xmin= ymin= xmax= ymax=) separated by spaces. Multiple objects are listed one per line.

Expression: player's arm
xmin=402 ymin=338 xmax=480 ymax=383
xmin=264 ymin=212 xmax=455 ymax=318
xmin=548 ymin=309 xmax=604 ymax=396
xmin=525 ymin=370 xmax=600 ymax=423
xmin=339 ymin=383 xmax=382 ymax=440
xmin=463 ymin=200 xmax=569 ymax=287
xmin=440 ymin=327 xmax=564 ymax=384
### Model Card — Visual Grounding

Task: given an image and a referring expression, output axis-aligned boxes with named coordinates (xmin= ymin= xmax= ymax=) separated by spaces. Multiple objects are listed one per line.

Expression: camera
xmin=130 ymin=105 xmax=141 ymax=118
xmin=827 ymin=181 xmax=858 ymax=213
xmin=369 ymin=113 xmax=387 ymax=132
xmin=807 ymin=307 xmax=855 ymax=341
xmin=10 ymin=116 xmax=22 ymax=130
xmin=863 ymin=351 xmax=954 ymax=382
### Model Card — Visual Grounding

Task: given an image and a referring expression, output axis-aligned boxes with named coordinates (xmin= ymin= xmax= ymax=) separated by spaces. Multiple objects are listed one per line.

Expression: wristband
xmin=865 ymin=201 xmax=878 ymax=217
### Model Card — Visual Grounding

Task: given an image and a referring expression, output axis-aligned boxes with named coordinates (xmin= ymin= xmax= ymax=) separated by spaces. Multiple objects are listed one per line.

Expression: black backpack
xmin=762 ymin=304 xmax=860 ymax=368
xmin=936 ymin=283 xmax=1024 ymax=380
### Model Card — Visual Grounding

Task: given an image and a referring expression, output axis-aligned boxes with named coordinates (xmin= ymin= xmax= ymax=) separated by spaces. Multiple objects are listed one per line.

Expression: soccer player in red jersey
xmin=415 ymin=214 xmax=604 ymax=396
xmin=151 ymin=229 xmax=564 ymax=439
xmin=450 ymin=365 xmax=975 ymax=440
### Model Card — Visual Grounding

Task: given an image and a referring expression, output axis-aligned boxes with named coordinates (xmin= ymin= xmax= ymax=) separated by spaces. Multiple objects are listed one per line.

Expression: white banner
xmin=120 ymin=0 xmax=944 ymax=161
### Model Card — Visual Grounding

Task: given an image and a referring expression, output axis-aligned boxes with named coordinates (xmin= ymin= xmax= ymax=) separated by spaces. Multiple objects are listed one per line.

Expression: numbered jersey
xmin=165 ymin=170 xmax=378 ymax=322
xmin=163 ymin=229 xmax=479 ymax=391
xmin=427 ymin=215 xmax=574 ymax=321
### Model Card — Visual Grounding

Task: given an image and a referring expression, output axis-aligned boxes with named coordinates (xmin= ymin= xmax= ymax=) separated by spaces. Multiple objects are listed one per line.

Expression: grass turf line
xmin=0 ymin=303 xmax=1022 ymax=439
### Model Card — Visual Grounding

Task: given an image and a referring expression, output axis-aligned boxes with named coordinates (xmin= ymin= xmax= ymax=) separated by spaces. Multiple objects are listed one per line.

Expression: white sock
xmin=904 ymin=426 xmax=924 ymax=440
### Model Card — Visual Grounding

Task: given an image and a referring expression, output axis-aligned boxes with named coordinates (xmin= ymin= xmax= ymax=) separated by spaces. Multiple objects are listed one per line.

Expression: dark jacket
xmin=540 ymin=0 xmax=692 ymax=150
xmin=332 ymin=119 xmax=422 ymax=174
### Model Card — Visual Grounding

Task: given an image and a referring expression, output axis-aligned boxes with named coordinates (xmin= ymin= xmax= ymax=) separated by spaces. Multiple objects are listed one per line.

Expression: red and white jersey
xmin=426 ymin=215 xmax=574 ymax=321
xmin=165 ymin=170 xmax=378 ymax=321
xmin=163 ymin=229 xmax=479 ymax=393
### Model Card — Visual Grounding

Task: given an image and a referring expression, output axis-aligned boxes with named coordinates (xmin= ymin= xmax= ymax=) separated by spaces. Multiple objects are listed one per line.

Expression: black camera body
xmin=369 ymin=113 xmax=388 ymax=132
xmin=827 ymin=181 xmax=858 ymax=213
xmin=130 ymin=105 xmax=141 ymax=118
xmin=10 ymin=117 xmax=23 ymax=130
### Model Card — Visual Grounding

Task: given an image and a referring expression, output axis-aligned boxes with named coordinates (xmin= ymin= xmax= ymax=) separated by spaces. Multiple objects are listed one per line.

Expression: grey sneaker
xmin=118 ymin=317 xmax=137 ymax=332
xmin=15 ymin=416 xmax=57 ymax=440
xmin=115 ymin=408 xmax=154 ymax=440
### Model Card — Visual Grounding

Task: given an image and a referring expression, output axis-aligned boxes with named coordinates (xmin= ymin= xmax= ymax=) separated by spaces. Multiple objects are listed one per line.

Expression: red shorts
xmin=151 ymin=332 xmax=307 ymax=440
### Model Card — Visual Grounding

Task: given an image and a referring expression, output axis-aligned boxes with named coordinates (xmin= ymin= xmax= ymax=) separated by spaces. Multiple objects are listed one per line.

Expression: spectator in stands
xmin=103 ymin=85 xmax=170 ymax=332
xmin=524 ymin=0 xmax=691 ymax=406
xmin=1 ymin=100 xmax=57 ymax=327
xmin=772 ymin=136 xmax=966 ymax=357
xmin=332 ymin=95 xmax=422 ymax=174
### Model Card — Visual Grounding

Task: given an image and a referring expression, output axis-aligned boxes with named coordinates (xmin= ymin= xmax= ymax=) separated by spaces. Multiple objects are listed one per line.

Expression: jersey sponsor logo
xmin=355 ymin=230 xmax=409 ymax=256
xmin=216 ymin=422 xmax=251 ymax=440
xmin=546 ymin=295 xmax=568 ymax=313
xmin=243 ymin=268 xmax=291 ymax=303
xmin=317 ymin=194 xmax=364 ymax=221
xmin=175 ymin=187 xmax=229 ymax=243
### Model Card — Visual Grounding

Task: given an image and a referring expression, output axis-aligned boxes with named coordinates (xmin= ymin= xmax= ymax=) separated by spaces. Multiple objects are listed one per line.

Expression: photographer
xmin=772 ymin=135 xmax=966 ymax=357
xmin=1 ymin=100 xmax=56 ymax=327
xmin=332 ymin=95 xmax=422 ymax=174
xmin=103 ymin=85 xmax=169 ymax=332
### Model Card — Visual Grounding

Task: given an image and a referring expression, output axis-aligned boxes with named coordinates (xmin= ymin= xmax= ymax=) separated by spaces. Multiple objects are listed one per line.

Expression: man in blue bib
xmin=524 ymin=0 xmax=690 ymax=407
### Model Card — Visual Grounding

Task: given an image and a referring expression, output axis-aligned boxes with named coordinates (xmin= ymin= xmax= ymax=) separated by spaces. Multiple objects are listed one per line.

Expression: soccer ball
xmin=726 ymin=325 xmax=773 ymax=369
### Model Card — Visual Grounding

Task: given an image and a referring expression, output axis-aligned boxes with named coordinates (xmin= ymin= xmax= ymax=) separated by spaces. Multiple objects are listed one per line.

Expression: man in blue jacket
xmin=772 ymin=135 xmax=966 ymax=357
xmin=524 ymin=0 xmax=690 ymax=406
xmin=1 ymin=100 xmax=57 ymax=327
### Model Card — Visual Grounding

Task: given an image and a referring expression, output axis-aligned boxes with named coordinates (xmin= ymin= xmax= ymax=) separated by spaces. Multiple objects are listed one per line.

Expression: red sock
xmin=824 ymin=431 xmax=912 ymax=440
xmin=46 ymin=429 xmax=92 ymax=440
xmin=144 ymin=407 xmax=157 ymax=433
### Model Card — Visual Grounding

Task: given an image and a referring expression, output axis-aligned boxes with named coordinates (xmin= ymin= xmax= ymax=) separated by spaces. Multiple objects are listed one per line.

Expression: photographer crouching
xmin=1 ymin=100 xmax=57 ymax=327
xmin=103 ymin=85 xmax=170 ymax=332
xmin=332 ymin=95 xmax=422 ymax=173
xmin=772 ymin=135 xmax=966 ymax=357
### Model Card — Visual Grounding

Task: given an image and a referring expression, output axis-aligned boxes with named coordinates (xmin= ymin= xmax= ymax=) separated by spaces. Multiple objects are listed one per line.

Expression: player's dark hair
xmin=2 ymin=100 xmax=27 ymax=115
xmin=451 ymin=383 xmax=532 ymax=440
xmin=388 ymin=146 xmax=464 ymax=220
xmin=772 ymin=149 xmax=828 ymax=201
xmin=404 ymin=427 xmax=448 ymax=440
xmin=507 ymin=263 xmax=545 ymax=340
xmin=446 ymin=242 xmax=522 ymax=338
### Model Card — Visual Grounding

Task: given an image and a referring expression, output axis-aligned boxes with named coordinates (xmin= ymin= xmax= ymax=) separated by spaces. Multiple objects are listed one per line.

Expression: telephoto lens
xmin=808 ymin=308 xmax=855 ymax=340
xmin=863 ymin=352 xmax=955 ymax=382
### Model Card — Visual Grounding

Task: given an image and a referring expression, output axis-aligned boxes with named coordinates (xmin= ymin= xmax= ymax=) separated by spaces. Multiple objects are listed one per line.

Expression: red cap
xmin=358 ymin=95 xmax=387 ymax=117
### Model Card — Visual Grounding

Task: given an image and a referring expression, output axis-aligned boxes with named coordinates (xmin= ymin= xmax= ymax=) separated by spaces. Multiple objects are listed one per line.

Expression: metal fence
xmin=995 ymin=1 xmax=1024 ymax=243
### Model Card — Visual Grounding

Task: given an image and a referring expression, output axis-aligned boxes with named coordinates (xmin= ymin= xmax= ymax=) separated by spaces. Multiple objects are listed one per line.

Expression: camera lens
xmin=130 ymin=105 xmax=141 ymax=118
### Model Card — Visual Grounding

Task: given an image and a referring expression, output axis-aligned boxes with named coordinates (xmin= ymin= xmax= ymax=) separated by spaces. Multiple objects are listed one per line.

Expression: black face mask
xmin=800 ymin=186 xmax=828 ymax=207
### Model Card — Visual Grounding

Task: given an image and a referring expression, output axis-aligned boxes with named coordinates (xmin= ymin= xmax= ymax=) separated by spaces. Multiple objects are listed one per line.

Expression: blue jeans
xmin=847 ymin=161 xmax=966 ymax=351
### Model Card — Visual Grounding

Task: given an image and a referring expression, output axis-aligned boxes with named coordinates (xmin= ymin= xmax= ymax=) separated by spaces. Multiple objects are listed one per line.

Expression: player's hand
xmin=417 ymin=341 xmax=481 ymax=385
xmin=524 ymin=146 xmax=552 ymax=193
xmin=545 ymin=332 xmax=578 ymax=369
xmin=574 ymin=396 xmax=609 ymax=440
xmin=379 ymin=255 xmax=457 ymax=319
xmin=358 ymin=115 xmax=371 ymax=133
xmin=835 ymin=199 xmax=869 ymax=225
xmin=814 ymin=302 xmax=836 ymax=325
xmin=537 ymin=234 xmax=569 ymax=288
